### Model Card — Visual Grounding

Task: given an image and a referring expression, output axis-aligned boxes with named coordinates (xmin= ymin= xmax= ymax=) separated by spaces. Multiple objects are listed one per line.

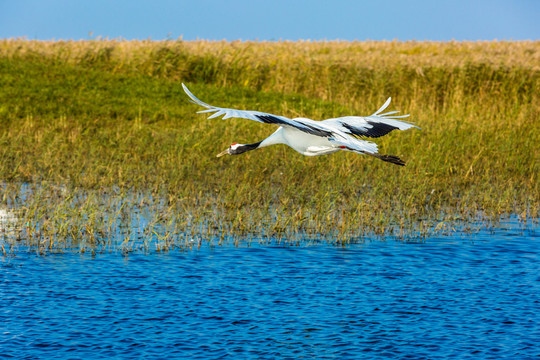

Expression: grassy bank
xmin=0 ymin=40 xmax=538 ymax=253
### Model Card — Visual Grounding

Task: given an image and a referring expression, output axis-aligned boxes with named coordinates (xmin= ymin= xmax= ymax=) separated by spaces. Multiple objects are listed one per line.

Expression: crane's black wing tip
xmin=342 ymin=121 xmax=400 ymax=138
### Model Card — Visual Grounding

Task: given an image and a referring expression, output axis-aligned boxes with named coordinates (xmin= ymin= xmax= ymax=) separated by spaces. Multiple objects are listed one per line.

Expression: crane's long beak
xmin=216 ymin=148 xmax=230 ymax=157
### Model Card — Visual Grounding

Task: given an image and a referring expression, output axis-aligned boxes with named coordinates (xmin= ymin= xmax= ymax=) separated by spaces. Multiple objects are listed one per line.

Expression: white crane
xmin=183 ymin=84 xmax=419 ymax=166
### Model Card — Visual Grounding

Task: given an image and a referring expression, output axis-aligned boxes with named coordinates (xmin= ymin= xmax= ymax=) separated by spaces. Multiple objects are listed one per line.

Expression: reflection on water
xmin=0 ymin=208 xmax=16 ymax=229
xmin=1 ymin=221 xmax=538 ymax=359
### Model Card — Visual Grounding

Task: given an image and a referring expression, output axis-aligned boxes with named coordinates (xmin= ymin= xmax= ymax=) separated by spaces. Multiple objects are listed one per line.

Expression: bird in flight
xmin=183 ymin=84 xmax=419 ymax=166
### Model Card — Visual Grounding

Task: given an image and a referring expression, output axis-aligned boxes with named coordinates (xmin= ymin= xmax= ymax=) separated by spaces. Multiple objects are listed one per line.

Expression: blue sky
xmin=1 ymin=0 xmax=538 ymax=41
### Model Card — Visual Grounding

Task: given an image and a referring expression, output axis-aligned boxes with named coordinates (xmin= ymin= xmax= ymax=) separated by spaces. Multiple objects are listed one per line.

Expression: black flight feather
xmin=341 ymin=121 xmax=399 ymax=138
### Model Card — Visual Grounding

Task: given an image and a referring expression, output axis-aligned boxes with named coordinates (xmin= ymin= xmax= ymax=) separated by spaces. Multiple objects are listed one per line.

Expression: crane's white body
xmin=182 ymin=84 xmax=419 ymax=164
xmin=260 ymin=125 xmax=341 ymax=156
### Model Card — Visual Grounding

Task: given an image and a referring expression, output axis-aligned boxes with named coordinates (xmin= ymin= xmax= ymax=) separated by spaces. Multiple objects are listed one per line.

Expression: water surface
xmin=1 ymin=222 xmax=539 ymax=359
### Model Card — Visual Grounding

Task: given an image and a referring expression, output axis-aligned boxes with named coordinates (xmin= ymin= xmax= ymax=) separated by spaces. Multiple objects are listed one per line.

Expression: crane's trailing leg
xmin=369 ymin=153 xmax=406 ymax=166
xmin=343 ymin=148 xmax=405 ymax=166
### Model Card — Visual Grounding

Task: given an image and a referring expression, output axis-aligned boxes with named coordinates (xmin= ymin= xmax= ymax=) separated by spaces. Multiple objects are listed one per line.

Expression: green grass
xmin=0 ymin=40 xmax=538 ymax=254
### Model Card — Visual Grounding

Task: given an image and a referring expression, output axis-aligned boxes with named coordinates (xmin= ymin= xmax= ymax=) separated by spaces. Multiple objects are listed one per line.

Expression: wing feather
xmin=324 ymin=98 xmax=419 ymax=138
xmin=378 ymin=111 xmax=400 ymax=116
xmin=183 ymin=83 xmax=334 ymax=137
xmin=372 ymin=97 xmax=392 ymax=116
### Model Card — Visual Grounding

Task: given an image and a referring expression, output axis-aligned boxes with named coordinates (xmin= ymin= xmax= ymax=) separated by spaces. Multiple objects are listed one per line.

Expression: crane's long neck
xmin=234 ymin=141 xmax=263 ymax=155
xmin=234 ymin=128 xmax=286 ymax=155
xmin=259 ymin=128 xmax=286 ymax=148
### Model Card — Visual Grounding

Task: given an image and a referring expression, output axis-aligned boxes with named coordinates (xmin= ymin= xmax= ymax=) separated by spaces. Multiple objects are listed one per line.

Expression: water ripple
xmin=1 ymin=224 xmax=539 ymax=359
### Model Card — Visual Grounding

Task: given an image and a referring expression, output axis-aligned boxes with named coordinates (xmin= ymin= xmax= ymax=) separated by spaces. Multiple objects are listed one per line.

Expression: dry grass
xmin=2 ymin=39 xmax=538 ymax=68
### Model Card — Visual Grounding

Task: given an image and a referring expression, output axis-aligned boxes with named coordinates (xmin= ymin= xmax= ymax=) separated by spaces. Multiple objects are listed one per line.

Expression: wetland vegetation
xmin=0 ymin=39 xmax=538 ymax=254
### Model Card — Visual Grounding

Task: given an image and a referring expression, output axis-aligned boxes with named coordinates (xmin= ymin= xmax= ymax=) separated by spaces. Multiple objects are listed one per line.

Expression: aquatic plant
xmin=0 ymin=39 xmax=538 ymax=253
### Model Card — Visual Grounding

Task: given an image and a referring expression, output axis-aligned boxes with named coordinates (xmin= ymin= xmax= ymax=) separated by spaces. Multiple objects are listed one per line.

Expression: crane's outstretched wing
xmin=183 ymin=83 xmax=332 ymax=137
xmin=323 ymin=98 xmax=419 ymax=138
xmin=183 ymin=84 xmax=413 ymax=155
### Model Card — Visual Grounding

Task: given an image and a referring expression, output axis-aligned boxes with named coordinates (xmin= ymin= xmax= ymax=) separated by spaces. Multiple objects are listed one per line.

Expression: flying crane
xmin=183 ymin=84 xmax=419 ymax=166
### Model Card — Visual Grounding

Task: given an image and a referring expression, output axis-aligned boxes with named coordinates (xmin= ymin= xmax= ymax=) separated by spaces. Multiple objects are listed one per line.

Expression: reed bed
xmin=0 ymin=39 xmax=538 ymax=254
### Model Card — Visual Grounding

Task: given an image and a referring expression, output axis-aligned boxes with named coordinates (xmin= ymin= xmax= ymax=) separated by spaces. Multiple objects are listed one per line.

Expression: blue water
xmin=1 ymin=223 xmax=539 ymax=359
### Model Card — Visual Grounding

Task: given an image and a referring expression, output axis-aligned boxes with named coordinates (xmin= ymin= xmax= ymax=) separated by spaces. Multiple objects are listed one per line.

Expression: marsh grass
xmin=0 ymin=40 xmax=538 ymax=254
